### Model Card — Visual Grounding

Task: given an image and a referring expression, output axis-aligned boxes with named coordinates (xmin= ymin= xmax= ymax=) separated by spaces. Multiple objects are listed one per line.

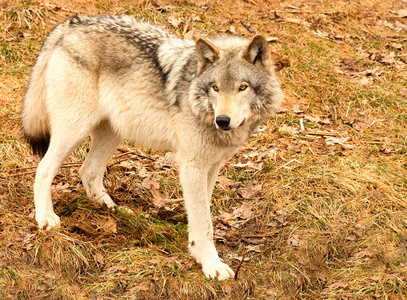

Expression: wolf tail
xmin=22 ymin=49 xmax=51 ymax=157
xmin=22 ymin=20 xmax=70 ymax=157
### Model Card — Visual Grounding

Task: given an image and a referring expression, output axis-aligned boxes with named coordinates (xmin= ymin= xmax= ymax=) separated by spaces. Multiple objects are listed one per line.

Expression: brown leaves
xmin=377 ymin=19 xmax=407 ymax=32
xmin=216 ymin=203 xmax=254 ymax=229
xmin=303 ymin=114 xmax=332 ymax=126
xmin=349 ymin=249 xmax=375 ymax=261
xmin=239 ymin=182 xmax=262 ymax=199
xmin=391 ymin=9 xmax=407 ymax=18
xmin=287 ymin=234 xmax=302 ymax=247
xmin=344 ymin=117 xmax=386 ymax=133
xmin=217 ymin=176 xmax=262 ymax=199
xmin=166 ymin=14 xmax=201 ymax=38
xmin=142 ymin=173 xmax=167 ymax=208
xmin=101 ymin=217 xmax=117 ymax=234
xmin=217 ymin=176 xmax=239 ymax=190
xmin=380 ymin=137 xmax=393 ymax=154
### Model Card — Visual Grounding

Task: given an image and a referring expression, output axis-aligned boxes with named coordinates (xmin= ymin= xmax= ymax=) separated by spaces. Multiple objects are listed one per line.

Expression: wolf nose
xmin=215 ymin=115 xmax=231 ymax=129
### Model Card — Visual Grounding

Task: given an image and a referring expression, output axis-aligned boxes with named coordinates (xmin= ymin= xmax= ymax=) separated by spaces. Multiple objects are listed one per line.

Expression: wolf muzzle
xmin=215 ymin=115 xmax=247 ymax=131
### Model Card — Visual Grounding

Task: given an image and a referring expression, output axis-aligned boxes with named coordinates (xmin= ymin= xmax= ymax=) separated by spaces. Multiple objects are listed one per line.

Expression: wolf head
xmin=190 ymin=34 xmax=283 ymax=132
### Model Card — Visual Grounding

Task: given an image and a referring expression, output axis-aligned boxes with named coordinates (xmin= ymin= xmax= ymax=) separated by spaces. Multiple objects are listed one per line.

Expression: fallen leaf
xmin=391 ymin=9 xmax=407 ymax=18
xmin=353 ymin=224 xmax=365 ymax=238
xmin=287 ymin=234 xmax=302 ymax=246
xmin=138 ymin=167 xmax=149 ymax=178
xmin=273 ymin=210 xmax=287 ymax=225
xmin=217 ymin=176 xmax=240 ymax=190
xmin=324 ymin=281 xmax=349 ymax=292
xmin=124 ymin=283 xmax=150 ymax=296
xmin=103 ymin=217 xmax=117 ymax=234
xmin=384 ymin=273 xmax=399 ymax=280
xmin=22 ymin=232 xmax=36 ymax=251
xmin=277 ymin=106 xmax=289 ymax=113
xmin=233 ymin=161 xmax=263 ymax=171
xmin=53 ymin=182 xmax=72 ymax=193
xmin=95 ymin=251 xmax=105 ymax=265
xmin=350 ymin=249 xmax=375 ymax=261
xmin=266 ymin=36 xmax=278 ymax=42
xmin=278 ymin=124 xmax=299 ymax=135
xmin=281 ymin=17 xmax=310 ymax=26
xmin=183 ymin=30 xmax=194 ymax=39
xmin=118 ymin=160 xmax=135 ymax=170
xmin=168 ymin=16 xmax=182 ymax=28
xmin=390 ymin=42 xmax=403 ymax=50
xmin=325 ymin=136 xmax=353 ymax=148
xmin=233 ymin=202 xmax=253 ymax=219
xmin=359 ymin=76 xmax=373 ymax=85
xmin=239 ymin=182 xmax=262 ymax=199
xmin=142 ymin=174 xmax=160 ymax=190
xmin=291 ymin=103 xmax=304 ymax=114
xmin=223 ymin=284 xmax=233 ymax=295
xmin=245 ymin=245 xmax=262 ymax=252
xmin=102 ymin=264 xmax=128 ymax=276
xmin=217 ymin=203 xmax=254 ymax=228
xmin=381 ymin=137 xmax=393 ymax=154
xmin=304 ymin=115 xmax=332 ymax=125
xmin=241 ymin=236 xmax=266 ymax=245
xmin=149 ymin=257 xmax=162 ymax=264
xmin=370 ymin=274 xmax=383 ymax=281
xmin=150 ymin=187 xmax=167 ymax=208
xmin=378 ymin=52 xmax=396 ymax=65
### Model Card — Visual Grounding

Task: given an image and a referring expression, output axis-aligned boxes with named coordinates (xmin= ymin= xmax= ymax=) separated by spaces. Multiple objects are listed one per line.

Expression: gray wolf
xmin=22 ymin=14 xmax=283 ymax=280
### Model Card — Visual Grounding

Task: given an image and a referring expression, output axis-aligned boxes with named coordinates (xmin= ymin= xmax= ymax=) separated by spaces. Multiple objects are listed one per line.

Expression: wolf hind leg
xmin=34 ymin=128 xmax=90 ymax=230
xmin=79 ymin=120 xmax=121 ymax=208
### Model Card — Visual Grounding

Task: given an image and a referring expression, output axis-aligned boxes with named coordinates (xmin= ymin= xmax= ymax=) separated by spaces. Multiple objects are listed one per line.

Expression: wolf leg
xmin=34 ymin=129 xmax=89 ymax=230
xmin=179 ymin=161 xmax=234 ymax=280
xmin=79 ymin=120 xmax=121 ymax=208
xmin=207 ymin=161 xmax=223 ymax=201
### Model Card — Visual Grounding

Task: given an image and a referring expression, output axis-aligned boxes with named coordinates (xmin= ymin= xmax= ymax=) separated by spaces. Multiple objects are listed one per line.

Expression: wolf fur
xmin=22 ymin=14 xmax=283 ymax=280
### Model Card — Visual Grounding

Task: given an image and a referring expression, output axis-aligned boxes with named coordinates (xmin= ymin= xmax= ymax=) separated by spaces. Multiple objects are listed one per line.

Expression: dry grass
xmin=1 ymin=0 xmax=407 ymax=299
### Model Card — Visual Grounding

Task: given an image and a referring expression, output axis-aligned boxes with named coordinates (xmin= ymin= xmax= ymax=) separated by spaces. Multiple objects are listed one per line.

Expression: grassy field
xmin=1 ymin=0 xmax=407 ymax=299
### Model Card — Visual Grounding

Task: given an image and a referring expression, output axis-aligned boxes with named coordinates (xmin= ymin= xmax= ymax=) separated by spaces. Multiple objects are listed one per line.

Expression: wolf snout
xmin=215 ymin=115 xmax=231 ymax=130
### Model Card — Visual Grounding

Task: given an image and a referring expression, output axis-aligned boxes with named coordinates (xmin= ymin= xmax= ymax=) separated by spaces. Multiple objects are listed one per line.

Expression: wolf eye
xmin=212 ymin=84 xmax=219 ymax=92
xmin=239 ymin=84 xmax=248 ymax=91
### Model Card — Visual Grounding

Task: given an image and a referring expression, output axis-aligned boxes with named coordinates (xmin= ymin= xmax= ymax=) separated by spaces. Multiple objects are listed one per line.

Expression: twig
xmin=240 ymin=20 xmax=255 ymax=33
xmin=243 ymin=0 xmax=259 ymax=6
xmin=303 ymin=131 xmax=338 ymax=137
xmin=276 ymin=159 xmax=303 ymax=170
xmin=234 ymin=251 xmax=247 ymax=280
xmin=7 ymin=170 xmax=37 ymax=178
xmin=163 ymin=198 xmax=184 ymax=203
xmin=366 ymin=119 xmax=387 ymax=129
xmin=241 ymin=233 xmax=277 ymax=239
xmin=8 ymin=162 xmax=83 ymax=178
xmin=116 ymin=148 xmax=155 ymax=161
xmin=12 ymin=162 xmax=82 ymax=172
xmin=107 ymin=157 xmax=133 ymax=168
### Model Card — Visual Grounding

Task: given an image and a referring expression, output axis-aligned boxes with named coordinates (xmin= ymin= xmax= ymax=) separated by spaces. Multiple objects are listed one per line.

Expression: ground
xmin=1 ymin=0 xmax=407 ymax=299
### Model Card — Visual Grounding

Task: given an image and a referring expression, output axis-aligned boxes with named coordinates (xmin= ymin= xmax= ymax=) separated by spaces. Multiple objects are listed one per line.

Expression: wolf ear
xmin=243 ymin=35 xmax=272 ymax=70
xmin=196 ymin=38 xmax=219 ymax=75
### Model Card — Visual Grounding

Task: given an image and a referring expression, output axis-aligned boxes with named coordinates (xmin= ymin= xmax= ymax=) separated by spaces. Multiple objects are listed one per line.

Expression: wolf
xmin=22 ymin=14 xmax=283 ymax=280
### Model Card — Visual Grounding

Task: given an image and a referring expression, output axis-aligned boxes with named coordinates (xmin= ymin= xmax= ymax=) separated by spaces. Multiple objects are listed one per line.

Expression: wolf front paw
xmin=202 ymin=260 xmax=235 ymax=280
xmin=36 ymin=212 xmax=61 ymax=230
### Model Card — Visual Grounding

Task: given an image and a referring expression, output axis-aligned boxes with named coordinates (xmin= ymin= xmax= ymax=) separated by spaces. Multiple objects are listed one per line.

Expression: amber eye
xmin=239 ymin=84 xmax=248 ymax=91
xmin=212 ymin=85 xmax=219 ymax=92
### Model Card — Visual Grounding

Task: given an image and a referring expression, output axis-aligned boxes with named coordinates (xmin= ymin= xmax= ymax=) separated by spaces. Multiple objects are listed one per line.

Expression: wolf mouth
xmin=219 ymin=118 xmax=246 ymax=132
